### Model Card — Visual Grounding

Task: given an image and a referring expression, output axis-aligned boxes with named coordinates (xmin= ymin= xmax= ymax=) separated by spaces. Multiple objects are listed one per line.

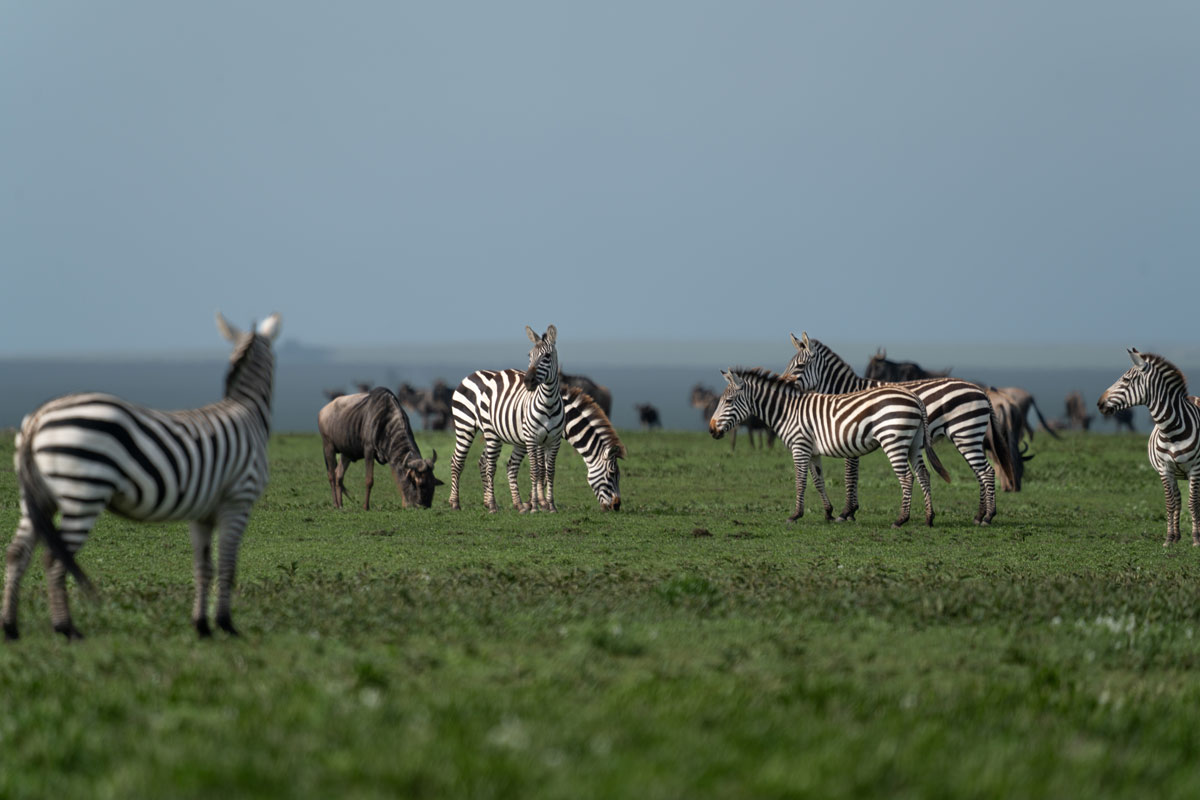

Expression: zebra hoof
xmin=3 ymin=622 xmax=17 ymax=641
xmin=217 ymin=615 xmax=239 ymax=636
xmin=824 ymin=511 xmax=834 ymax=522
xmin=449 ymin=501 xmax=461 ymax=511
xmin=891 ymin=519 xmax=908 ymax=529
xmin=195 ymin=618 xmax=213 ymax=638
xmin=54 ymin=622 xmax=84 ymax=641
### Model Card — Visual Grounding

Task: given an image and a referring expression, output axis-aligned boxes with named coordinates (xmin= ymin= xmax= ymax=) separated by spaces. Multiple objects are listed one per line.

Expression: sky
xmin=3 ymin=1 xmax=1198 ymax=358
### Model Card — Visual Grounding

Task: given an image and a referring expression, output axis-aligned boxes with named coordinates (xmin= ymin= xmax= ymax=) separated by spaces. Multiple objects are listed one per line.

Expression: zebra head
xmin=781 ymin=331 xmax=822 ymax=391
xmin=592 ymin=444 xmax=624 ymax=511
xmin=217 ymin=312 xmax=281 ymax=422
xmin=1099 ymin=349 xmax=1151 ymax=414
xmin=1099 ymin=349 xmax=1186 ymax=415
xmin=523 ymin=325 xmax=559 ymax=390
xmin=709 ymin=370 xmax=751 ymax=439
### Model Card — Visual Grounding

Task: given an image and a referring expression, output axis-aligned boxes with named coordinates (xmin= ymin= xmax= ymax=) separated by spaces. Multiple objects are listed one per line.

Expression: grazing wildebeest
xmin=992 ymin=386 xmax=1061 ymax=445
xmin=398 ymin=380 xmax=453 ymax=431
xmin=636 ymin=403 xmax=662 ymax=430
xmin=561 ymin=373 xmax=612 ymax=417
xmin=690 ymin=383 xmax=774 ymax=449
xmin=318 ymin=387 xmax=442 ymax=510
xmin=864 ymin=349 xmax=952 ymax=382
xmin=1065 ymin=391 xmax=1092 ymax=431
xmin=985 ymin=387 xmax=1034 ymax=492
xmin=1099 ymin=349 xmax=1200 ymax=545
xmin=1107 ymin=407 xmax=1136 ymax=432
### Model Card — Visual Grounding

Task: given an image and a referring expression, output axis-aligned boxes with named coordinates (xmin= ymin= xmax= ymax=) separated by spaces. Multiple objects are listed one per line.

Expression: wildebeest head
xmin=524 ymin=325 xmax=559 ymax=390
xmin=391 ymin=449 xmax=442 ymax=508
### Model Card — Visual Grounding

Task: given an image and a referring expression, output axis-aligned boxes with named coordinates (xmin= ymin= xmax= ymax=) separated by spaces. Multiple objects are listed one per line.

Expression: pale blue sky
xmin=3 ymin=1 xmax=1198 ymax=356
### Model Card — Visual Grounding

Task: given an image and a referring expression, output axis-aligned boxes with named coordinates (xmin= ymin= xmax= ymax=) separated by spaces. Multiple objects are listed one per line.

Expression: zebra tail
xmin=16 ymin=424 xmax=97 ymax=599
xmin=987 ymin=408 xmax=1018 ymax=491
xmin=921 ymin=415 xmax=952 ymax=483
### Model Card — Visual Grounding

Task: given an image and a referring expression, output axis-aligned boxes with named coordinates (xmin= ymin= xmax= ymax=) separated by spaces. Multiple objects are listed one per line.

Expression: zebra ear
xmin=526 ymin=326 xmax=539 ymax=344
xmin=1128 ymin=348 xmax=1146 ymax=368
xmin=790 ymin=332 xmax=803 ymax=352
xmin=544 ymin=325 xmax=557 ymax=346
xmin=257 ymin=313 xmax=282 ymax=342
xmin=215 ymin=312 xmax=241 ymax=342
xmin=802 ymin=331 xmax=811 ymax=350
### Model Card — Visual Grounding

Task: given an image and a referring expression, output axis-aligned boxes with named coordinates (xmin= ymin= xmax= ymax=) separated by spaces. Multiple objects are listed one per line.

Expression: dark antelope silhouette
xmin=561 ymin=373 xmax=612 ymax=417
xmin=864 ymin=349 xmax=952 ymax=382
xmin=635 ymin=403 xmax=662 ymax=430
xmin=397 ymin=380 xmax=453 ymax=431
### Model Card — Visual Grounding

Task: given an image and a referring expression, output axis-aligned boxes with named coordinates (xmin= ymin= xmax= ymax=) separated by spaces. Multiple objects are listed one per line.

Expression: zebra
xmin=448 ymin=325 xmax=566 ymax=512
xmin=783 ymin=332 xmax=1015 ymax=525
xmin=709 ymin=368 xmax=950 ymax=527
xmin=1098 ymin=349 xmax=1200 ymax=546
xmin=2 ymin=313 xmax=281 ymax=640
xmin=501 ymin=385 xmax=625 ymax=511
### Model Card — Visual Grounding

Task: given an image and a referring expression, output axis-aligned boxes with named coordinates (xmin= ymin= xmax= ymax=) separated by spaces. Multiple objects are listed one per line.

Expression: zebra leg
xmin=1189 ymin=472 xmax=1200 ymax=547
xmin=213 ymin=507 xmax=252 ymax=635
xmin=189 ymin=519 xmax=215 ymax=637
xmin=787 ymin=444 xmax=812 ymax=523
xmin=838 ymin=458 xmax=860 ymax=522
xmin=1160 ymin=471 xmax=1182 ymax=545
xmin=481 ymin=438 xmax=503 ymax=513
xmin=2 ymin=516 xmax=37 ymax=641
xmin=526 ymin=445 xmax=544 ymax=513
xmin=543 ymin=441 xmax=562 ymax=513
xmin=808 ymin=456 xmax=835 ymax=521
xmin=951 ymin=433 xmax=995 ymax=525
xmin=505 ymin=446 xmax=528 ymax=511
xmin=45 ymin=503 xmax=100 ymax=640
xmin=448 ymin=428 xmax=476 ymax=510
xmin=914 ymin=456 xmax=935 ymax=527
xmin=885 ymin=445 xmax=915 ymax=528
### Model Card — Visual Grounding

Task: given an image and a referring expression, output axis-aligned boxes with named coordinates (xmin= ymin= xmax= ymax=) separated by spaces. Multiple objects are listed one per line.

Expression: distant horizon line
xmin=2 ymin=337 xmax=1198 ymax=371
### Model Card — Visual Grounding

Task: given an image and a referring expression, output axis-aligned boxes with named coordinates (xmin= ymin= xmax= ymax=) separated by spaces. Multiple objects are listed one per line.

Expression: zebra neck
xmin=814 ymin=349 xmax=874 ymax=393
xmin=742 ymin=378 xmax=788 ymax=436
xmin=538 ymin=374 xmax=562 ymax=407
xmin=1147 ymin=389 xmax=1198 ymax=437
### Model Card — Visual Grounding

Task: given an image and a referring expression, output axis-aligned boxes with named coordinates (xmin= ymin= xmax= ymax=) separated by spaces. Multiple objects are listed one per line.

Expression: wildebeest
xmin=398 ymin=380 xmax=453 ymax=431
xmin=561 ymin=373 xmax=612 ymax=417
xmin=691 ymin=383 xmax=774 ymax=449
xmin=1065 ymin=391 xmax=1092 ymax=431
xmin=635 ymin=403 xmax=662 ymax=430
xmin=864 ymin=349 xmax=951 ymax=382
xmin=318 ymin=387 xmax=442 ymax=510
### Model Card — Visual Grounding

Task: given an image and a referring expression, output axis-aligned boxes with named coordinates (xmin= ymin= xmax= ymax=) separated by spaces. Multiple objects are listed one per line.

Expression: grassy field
xmin=3 ymin=427 xmax=1200 ymax=798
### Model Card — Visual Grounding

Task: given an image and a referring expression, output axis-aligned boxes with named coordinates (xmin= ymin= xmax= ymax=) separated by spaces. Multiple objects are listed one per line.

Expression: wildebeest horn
xmin=428 ymin=449 xmax=437 ymax=465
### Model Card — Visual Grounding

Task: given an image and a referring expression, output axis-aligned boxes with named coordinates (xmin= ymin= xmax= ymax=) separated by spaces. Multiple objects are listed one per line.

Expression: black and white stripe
xmin=709 ymin=368 xmax=950 ymax=527
xmin=448 ymin=325 xmax=566 ymax=512
xmin=1099 ymin=349 xmax=1200 ymax=546
xmin=503 ymin=385 xmax=625 ymax=511
xmin=783 ymin=333 xmax=1014 ymax=525
xmin=2 ymin=313 xmax=281 ymax=640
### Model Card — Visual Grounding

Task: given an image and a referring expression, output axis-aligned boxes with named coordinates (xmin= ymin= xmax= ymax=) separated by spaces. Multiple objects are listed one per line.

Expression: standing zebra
xmin=1099 ymin=350 xmax=1200 ymax=546
xmin=783 ymin=333 xmax=1014 ymax=525
xmin=709 ymin=368 xmax=950 ymax=527
xmin=502 ymin=385 xmax=625 ymax=511
xmin=2 ymin=313 xmax=281 ymax=640
xmin=449 ymin=325 xmax=565 ymax=512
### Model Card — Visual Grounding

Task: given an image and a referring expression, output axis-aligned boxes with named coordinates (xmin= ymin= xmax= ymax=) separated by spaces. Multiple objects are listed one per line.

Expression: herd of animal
xmin=2 ymin=312 xmax=1196 ymax=642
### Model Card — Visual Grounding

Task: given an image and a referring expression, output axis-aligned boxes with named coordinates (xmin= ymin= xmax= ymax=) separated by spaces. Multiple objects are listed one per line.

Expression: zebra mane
xmin=806 ymin=338 xmax=857 ymax=374
xmin=564 ymin=385 xmax=626 ymax=458
xmin=1142 ymin=353 xmax=1189 ymax=394
xmin=223 ymin=333 xmax=258 ymax=398
xmin=729 ymin=366 xmax=799 ymax=386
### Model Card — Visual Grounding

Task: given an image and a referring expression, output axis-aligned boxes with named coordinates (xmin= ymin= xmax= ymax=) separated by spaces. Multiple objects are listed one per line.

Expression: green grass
xmin=3 ymin=428 xmax=1200 ymax=798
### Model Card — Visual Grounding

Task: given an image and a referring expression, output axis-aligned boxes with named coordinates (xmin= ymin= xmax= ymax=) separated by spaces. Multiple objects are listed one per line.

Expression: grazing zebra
xmin=709 ymin=368 xmax=950 ymax=527
xmin=1099 ymin=349 xmax=1200 ymax=546
xmin=3 ymin=313 xmax=281 ymax=640
xmin=501 ymin=385 xmax=626 ymax=511
xmin=783 ymin=333 xmax=1014 ymax=525
xmin=448 ymin=325 xmax=566 ymax=512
